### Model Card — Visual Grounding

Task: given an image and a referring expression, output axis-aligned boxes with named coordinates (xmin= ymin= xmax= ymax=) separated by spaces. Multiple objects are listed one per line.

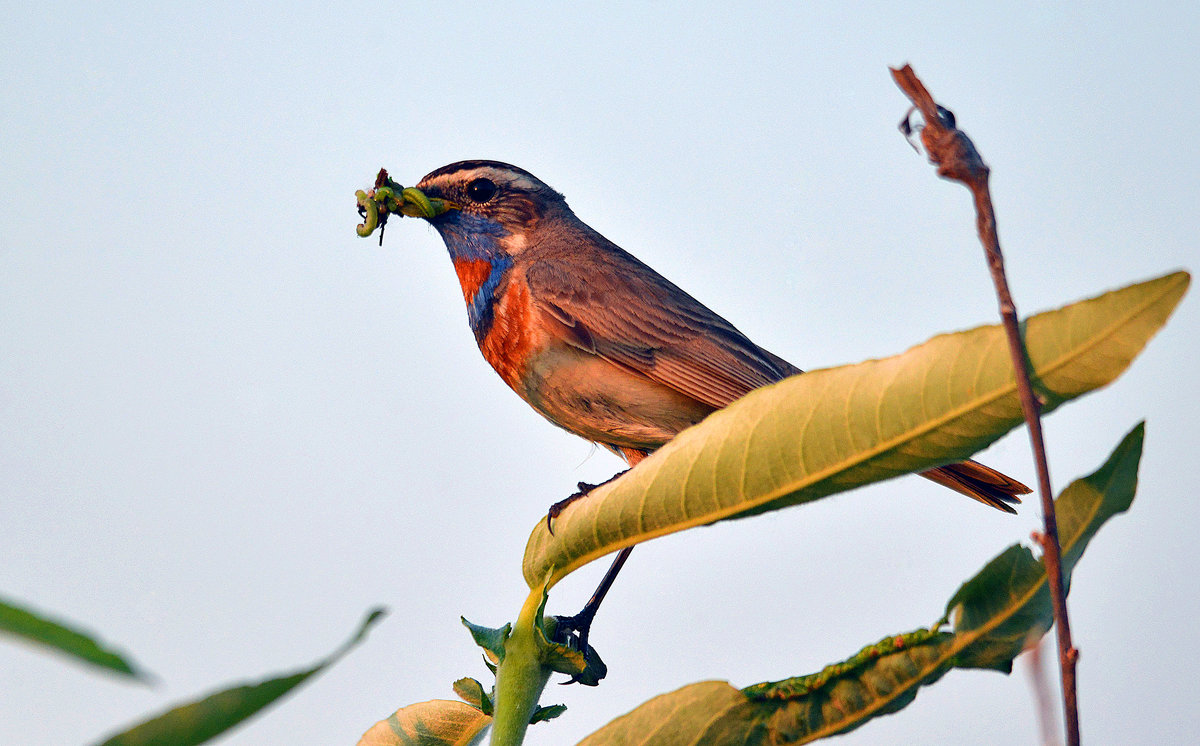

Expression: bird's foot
xmin=550 ymin=608 xmax=606 ymax=686
xmin=545 ymin=470 xmax=628 ymax=534
xmin=554 ymin=608 xmax=595 ymax=653
xmin=545 ymin=547 xmax=631 ymax=686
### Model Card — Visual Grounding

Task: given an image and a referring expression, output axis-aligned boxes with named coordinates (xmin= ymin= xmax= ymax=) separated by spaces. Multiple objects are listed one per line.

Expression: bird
xmin=388 ymin=160 xmax=1030 ymax=665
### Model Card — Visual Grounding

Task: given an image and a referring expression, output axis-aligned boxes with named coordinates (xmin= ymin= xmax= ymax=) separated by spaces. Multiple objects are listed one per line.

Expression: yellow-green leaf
xmin=358 ymin=699 xmax=491 ymax=746
xmin=577 ymin=681 xmax=746 ymax=746
xmin=524 ymin=272 xmax=1186 ymax=589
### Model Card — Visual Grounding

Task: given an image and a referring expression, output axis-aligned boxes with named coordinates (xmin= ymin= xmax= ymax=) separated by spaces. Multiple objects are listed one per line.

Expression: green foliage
xmin=461 ymin=617 xmax=510 ymax=666
xmin=524 ymin=272 xmax=1187 ymax=589
xmin=0 ymin=595 xmax=145 ymax=679
xmin=453 ymin=678 xmax=493 ymax=716
xmin=12 ymin=268 xmax=1177 ymax=746
xmin=949 ymin=422 xmax=1143 ymax=672
xmin=578 ymin=425 xmax=1144 ymax=744
xmin=528 ymin=704 xmax=568 ymax=724
xmin=94 ymin=608 xmax=386 ymax=746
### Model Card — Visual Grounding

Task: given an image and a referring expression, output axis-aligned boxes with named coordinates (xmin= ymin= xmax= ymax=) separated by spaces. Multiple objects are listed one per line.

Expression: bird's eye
xmin=465 ymin=178 xmax=498 ymax=203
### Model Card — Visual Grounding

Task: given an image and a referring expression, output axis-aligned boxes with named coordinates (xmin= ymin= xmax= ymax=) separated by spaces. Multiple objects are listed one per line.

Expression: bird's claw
xmin=544 ymin=481 xmax=599 ymax=535
xmin=544 ymin=470 xmax=631 ymax=535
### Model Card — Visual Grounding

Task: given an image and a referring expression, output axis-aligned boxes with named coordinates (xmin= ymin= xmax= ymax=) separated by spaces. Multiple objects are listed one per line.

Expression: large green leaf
xmin=579 ymin=424 xmax=1144 ymax=744
xmin=524 ymin=272 xmax=1186 ymax=588
xmin=95 ymin=608 xmax=386 ymax=746
xmin=0 ymin=595 xmax=146 ymax=679
xmin=357 ymin=699 xmax=491 ymax=746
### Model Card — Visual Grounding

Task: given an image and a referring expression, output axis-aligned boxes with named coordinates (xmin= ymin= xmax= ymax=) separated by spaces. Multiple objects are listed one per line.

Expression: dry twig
xmin=890 ymin=64 xmax=1080 ymax=746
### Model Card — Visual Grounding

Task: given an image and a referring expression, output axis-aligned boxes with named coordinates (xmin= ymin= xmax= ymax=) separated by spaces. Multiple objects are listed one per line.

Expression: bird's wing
xmin=526 ymin=254 xmax=799 ymax=409
xmin=526 ymin=251 xmax=1030 ymax=512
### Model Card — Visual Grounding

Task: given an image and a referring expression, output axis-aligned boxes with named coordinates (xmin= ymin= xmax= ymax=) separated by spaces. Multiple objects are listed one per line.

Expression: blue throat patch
xmin=435 ymin=213 xmax=514 ymax=342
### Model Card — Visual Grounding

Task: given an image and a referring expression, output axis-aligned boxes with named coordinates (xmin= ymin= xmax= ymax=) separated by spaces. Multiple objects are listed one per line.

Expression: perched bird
xmin=393 ymin=160 xmax=1029 ymax=657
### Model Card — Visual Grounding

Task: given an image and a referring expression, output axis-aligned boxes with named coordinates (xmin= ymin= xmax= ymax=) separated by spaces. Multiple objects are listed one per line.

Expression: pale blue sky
xmin=3 ymin=2 xmax=1197 ymax=744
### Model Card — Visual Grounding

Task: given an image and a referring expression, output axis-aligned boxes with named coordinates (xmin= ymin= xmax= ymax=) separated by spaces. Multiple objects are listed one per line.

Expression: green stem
xmin=490 ymin=589 xmax=552 ymax=746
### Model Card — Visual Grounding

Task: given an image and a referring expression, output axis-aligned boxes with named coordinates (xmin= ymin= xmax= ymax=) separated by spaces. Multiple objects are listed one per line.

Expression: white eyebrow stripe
xmin=428 ymin=166 xmax=541 ymax=192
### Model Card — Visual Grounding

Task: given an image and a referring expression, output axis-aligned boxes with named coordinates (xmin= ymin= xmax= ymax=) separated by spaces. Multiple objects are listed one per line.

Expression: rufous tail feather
xmin=921 ymin=459 xmax=1031 ymax=513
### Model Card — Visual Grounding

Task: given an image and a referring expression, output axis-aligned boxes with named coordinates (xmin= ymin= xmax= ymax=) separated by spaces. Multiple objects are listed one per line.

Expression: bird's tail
xmin=921 ymin=460 xmax=1031 ymax=513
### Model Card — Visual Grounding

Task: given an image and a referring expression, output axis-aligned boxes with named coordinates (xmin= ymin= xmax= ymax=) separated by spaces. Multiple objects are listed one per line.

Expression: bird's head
xmin=408 ymin=160 xmax=569 ymax=258
xmin=350 ymin=161 xmax=574 ymax=338
xmin=354 ymin=161 xmax=573 ymax=334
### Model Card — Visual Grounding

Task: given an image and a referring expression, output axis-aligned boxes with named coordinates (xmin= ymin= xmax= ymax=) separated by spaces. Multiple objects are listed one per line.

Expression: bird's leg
xmin=545 ymin=469 xmax=628 ymax=533
xmin=553 ymin=545 xmax=633 ymax=684
xmin=550 ymin=449 xmax=646 ymax=684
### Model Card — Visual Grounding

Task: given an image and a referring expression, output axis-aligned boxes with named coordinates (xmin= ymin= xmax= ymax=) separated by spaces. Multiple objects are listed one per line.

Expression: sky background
xmin=2 ymin=2 xmax=1197 ymax=744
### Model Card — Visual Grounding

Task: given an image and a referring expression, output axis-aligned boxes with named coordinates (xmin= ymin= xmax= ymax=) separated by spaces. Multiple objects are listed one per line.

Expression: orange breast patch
xmin=480 ymin=279 xmax=540 ymax=392
xmin=453 ymin=258 xmax=493 ymax=306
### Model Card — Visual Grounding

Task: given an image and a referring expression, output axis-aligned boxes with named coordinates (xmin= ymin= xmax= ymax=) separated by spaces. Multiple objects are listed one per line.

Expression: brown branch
xmin=890 ymin=64 xmax=1080 ymax=746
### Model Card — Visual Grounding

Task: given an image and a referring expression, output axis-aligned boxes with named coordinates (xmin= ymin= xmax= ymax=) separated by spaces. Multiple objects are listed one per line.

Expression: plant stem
xmin=890 ymin=64 xmax=1080 ymax=746
xmin=490 ymin=589 xmax=553 ymax=746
